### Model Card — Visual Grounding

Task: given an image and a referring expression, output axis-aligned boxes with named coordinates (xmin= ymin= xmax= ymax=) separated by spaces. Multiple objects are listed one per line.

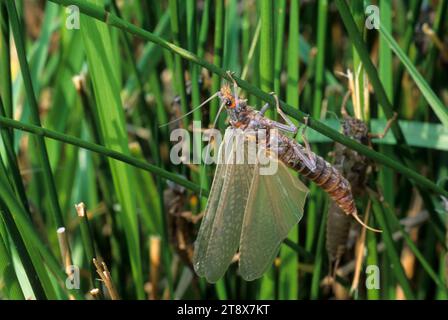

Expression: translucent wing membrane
xmin=239 ymin=158 xmax=309 ymax=281
xmin=193 ymin=129 xmax=255 ymax=283
xmin=194 ymin=129 xmax=309 ymax=283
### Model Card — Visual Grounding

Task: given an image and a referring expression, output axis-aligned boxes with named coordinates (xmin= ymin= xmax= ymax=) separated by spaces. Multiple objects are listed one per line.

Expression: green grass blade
xmin=6 ymin=0 xmax=65 ymax=229
xmin=273 ymin=0 xmax=286 ymax=97
xmin=310 ymin=196 xmax=328 ymax=299
xmin=312 ymin=0 xmax=328 ymax=119
xmin=80 ymin=1 xmax=144 ymax=299
xmin=305 ymin=119 xmax=448 ymax=151
xmin=379 ymin=26 xmax=448 ymax=127
xmin=223 ymin=0 xmax=239 ymax=73
xmin=0 ymin=175 xmax=80 ymax=299
xmin=0 ymin=221 xmax=25 ymax=299
xmin=169 ymin=0 xmax=189 ymax=130
xmin=259 ymin=0 xmax=274 ymax=117
xmin=392 ymin=0 xmax=422 ymax=107
xmin=286 ymin=0 xmax=299 ymax=122
xmin=0 ymin=97 xmax=29 ymax=210
xmin=378 ymin=0 xmax=395 ymax=207
xmin=209 ymin=0 xmax=224 ymax=122
xmin=366 ymin=230 xmax=379 ymax=299
xmin=369 ymin=192 xmax=415 ymax=299
xmin=0 ymin=2 xmax=12 ymax=119
xmin=197 ymin=0 xmax=210 ymax=59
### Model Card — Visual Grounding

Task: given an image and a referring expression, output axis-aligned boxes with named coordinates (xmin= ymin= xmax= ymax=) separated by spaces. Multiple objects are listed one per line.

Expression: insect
xmin=192 ymin=72 xmax=379 ymax=282
xmin=326 ymin=91 xmax=396 ymax=276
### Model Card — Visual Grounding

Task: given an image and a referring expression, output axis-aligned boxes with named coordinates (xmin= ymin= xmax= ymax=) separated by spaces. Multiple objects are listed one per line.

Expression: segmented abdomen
xmin=277 ymin=136 xmax=357 ymax=218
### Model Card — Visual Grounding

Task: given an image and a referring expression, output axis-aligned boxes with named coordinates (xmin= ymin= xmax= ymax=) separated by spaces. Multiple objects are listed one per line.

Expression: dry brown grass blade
xmin=56 ymin=227 xmax=75 ymax=300
xmin=350 ymin=200 xmax=371 ymax=294
xmin=396 ymin=190 xmax=423 ymax=299
xmin=149 ymin=236 xmax=162 ymax=300
xmin=422 ymin=23 xmax=448 ymax=61
xmin=89 ymin=288 xmax=100 ymax=300
xmin=56 ymin=227 xmax=73 ymax=275
xmin=93 ymin=258 xmax=120 ymax=300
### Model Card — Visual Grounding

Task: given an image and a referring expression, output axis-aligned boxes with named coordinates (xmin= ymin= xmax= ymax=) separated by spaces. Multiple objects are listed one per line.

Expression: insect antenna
xmin=198 ymin=101 xmax=226 ymax=200
xmin=159 ymin=91 xmax=220 ymax=128
xmin=211 ymin=101 xmax=226 ymax=129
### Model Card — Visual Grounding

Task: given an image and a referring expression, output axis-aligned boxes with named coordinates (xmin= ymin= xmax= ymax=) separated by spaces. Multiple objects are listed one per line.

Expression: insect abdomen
xmin=282 ymin=148 xmax=357 ymax=217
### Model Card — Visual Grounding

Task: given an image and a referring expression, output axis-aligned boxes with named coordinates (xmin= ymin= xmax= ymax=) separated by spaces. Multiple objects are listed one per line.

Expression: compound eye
xmin=225 ymin=99 xmax=232 ymax=106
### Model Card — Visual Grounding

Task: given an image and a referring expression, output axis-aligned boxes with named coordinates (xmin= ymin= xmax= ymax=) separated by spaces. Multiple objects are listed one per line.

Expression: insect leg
xmin=292 ymin=143 xmax=317 ymax=172
xmin=257 ymin=96 xmax=297 ymax=134
xmin=301 ymin=117 xmax=312 ymax=156
xmin=263 ymin=92 xmax=317 ymax=170
xmin=299 ymin=116 xmax=317 ymax=170
xmin=269 ymin=92 xmax=298 ymax=135
xmin=368 ymin=112 xmax=398 ymax=139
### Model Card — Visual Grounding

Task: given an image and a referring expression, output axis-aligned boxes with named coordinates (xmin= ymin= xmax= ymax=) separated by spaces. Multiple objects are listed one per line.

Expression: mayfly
xmin=183 ymin=72 xmax=377 ymax=282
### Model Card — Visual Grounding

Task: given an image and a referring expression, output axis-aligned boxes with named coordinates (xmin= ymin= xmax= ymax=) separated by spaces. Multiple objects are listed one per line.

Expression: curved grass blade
xmin=379 ymin=26 xmax=448 ymax=127
xmin=6 ymin=0 xmax=65 ymax=229
xmin=80 ymin=3 xmax=144 ymax=299
xmin=0 ymin=223 xmax=24 ymax=299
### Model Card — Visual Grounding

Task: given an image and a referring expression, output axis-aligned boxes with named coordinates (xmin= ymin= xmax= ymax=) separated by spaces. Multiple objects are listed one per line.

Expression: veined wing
xmin=239 ymin=158 xmax=309 ymax=281
xmin=193 ymin=129 xmax=255 ymax=283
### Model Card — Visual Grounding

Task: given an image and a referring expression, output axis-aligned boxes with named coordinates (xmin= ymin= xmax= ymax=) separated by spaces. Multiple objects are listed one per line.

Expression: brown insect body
xmin=221 ymin=87 xmax=359 ymax=222
xmin=275 ymin=131 xmax=357 ymax=217
xmin=326 ymin=117 xmax=370 ymax=264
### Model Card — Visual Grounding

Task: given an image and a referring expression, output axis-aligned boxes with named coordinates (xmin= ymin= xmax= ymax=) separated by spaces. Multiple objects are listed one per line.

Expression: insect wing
xmin=193 ymin=129 xmax=255 ymax=283
xmin=239 ymin=158 xmax=309 ymax=281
